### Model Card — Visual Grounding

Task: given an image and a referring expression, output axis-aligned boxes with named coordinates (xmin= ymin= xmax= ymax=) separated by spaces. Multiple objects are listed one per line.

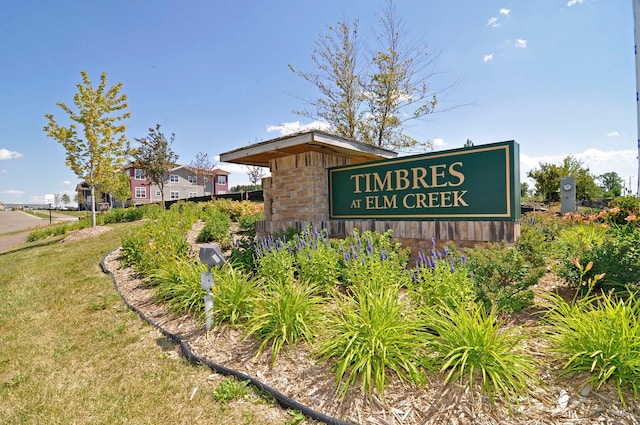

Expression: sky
xmin=1 ymin=0 xmax=638 ymax=205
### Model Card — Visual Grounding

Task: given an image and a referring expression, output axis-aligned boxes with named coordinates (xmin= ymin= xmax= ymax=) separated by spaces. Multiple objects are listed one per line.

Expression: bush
xmin=213 ymin=264 xmax=260 ymax=326
xmin=254 ymin=235 xmax=295 ymax=284
xmin=467 ymin=242 xmax=544 ymax=313
xmin=238 ymin=210 xmax=264 ymax=236
xmin=317 ymin=281 xmax=425 ymax=398
xmin=410 ymin=247 xmax=475 ymax=310
xmin=543 ymin=290 xmax=640 ymax=406
xmin=149 ymin=258 xmax=207 ymax=317
xmin=337 ymin=229 xmax=410 ymax=290
xmin=291 ymin=228 xmax=341 ymax=294
xmin=246 ymin=279 xmax=325 ymax=366
xmin=607 ymin=196 xmax=640 ymax=225
xmin=423 ymin=301 xmax=538 ymax=405
xmin=120 ymin=207 xmax=194 ymax=274
xmin=591 ymin=227 xmax=640 ymax=293
xmin=197 ymin=209 xmax=232 ymax=248
xmin=552 ymin=224 xmax=610 ymax=288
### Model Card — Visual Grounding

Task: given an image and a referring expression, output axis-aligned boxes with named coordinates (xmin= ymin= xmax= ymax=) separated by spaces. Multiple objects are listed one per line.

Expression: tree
xmin=528 ymin=162 xmax=562 ymax=204
xmin=44 ymin=71 xmax=131 ymax=226
xmin=101 ymin=168 xmax=132 ymax=207
xmin=189 ymin=152 xmax=216 ymax=195
xmin=246 ymin=165 xmax=266 ymax=186
xmin=289 ymin=18 xmax=364 ymax=140
xmin=133 ymin=124 xmax=179 ymax=207
xmin=527 ymin=156 xmax=600 ymax=204
xmin=520 ymin=182 xmax=530 ymax=198
xmin=598 ymin=171 xmax=624 ymax=197
xmin=559 ymin=156 xmax=601 ymax=200
xmin=290 ymin=0 xmax=441 ymax=151
xmin=360 ymin=0 xmax=437 ymax=150
xmin=463 ymin=139 xmax=474 ymax=148
xmin=61 ymin=193 xmax=71 ymax=208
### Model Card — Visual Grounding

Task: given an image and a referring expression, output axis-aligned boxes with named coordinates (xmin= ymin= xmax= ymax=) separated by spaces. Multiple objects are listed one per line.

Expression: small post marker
xmin=198 ymin=244 xmax=226 ymax=332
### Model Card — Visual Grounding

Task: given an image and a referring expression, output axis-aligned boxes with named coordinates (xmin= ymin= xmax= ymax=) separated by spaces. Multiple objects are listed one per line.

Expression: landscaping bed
xmin=101 ymin=200 xmax=640 ymax=424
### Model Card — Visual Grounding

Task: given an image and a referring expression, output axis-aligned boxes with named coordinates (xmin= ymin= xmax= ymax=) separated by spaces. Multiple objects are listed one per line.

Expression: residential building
xmin=125 ymin=164 xmax=230 ymax=206
xmin=76 ymin=164 xmax=230 ymax=209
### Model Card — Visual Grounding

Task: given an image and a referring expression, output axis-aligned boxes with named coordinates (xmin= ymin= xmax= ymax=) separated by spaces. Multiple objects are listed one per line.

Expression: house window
xmin=170 ymin=191 xmax=180 ymax=200
xmin=135 ymin=187 xmax=146 ymax=198
xmin=134 ymin=169 xmax=146 ymax=180
xmin=155 ymin=190 xmax=161 ymax=197
xmin=217 ymin=175 xmax=226 ymax=185
xmin=204 ymin=177 xmax=209 ymax=183
xmin=188 ymin=192 xmax=197 ymax=198
xmin=170 ymin=174 xmax=179 ymax=183
xmin=188 ymin=175 xmax=196 ymax=184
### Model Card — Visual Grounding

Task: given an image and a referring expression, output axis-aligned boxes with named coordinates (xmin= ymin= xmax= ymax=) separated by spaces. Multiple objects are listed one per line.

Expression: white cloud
xmin=500 ymin=8 xmax=510 ymax=15
xmin=432 ymin=138 xmax=446 ymax=147
xmin=483 ymin=53 xmax=494 ymax=62
xmin=0 ymin=169 xmax=6 ymax=174
xmin=0 ymin=148 xmax=23 ymax=160
xmin=567 ymin=0 xmax=584 ymax=6
xmin=607 ymin=131 xmax=620 ymax=137
xmin=515 ymin=39 xmax=527 ymax=48
xmin=487 ymin=17 xmax=499 ymax=27
xmin=520 ymin=149 xmax=638 ymax=190
xmin=62 ymin=180 xmax=71 ymax=186
xmin=3 ymin=189 xmax=25 ymax=196
xmin=266 ymin=120 xmax=331 ymax=136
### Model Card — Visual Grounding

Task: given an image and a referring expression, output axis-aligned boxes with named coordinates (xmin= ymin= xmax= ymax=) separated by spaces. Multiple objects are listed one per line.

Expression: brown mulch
xmin=61 ymin=225 xmax=113 ymax=243
xmin=99 ymin=224 xmax=640 ymax=425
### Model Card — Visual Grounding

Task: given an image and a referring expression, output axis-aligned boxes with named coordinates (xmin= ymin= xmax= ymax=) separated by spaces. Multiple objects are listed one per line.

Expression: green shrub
xmin=26 ymin=222 xmax=72 ymax=241
xmin=317 ymin=282 xmax=425 ymax=398
xmin=149 ymin=258 xmax=207 ymax=317
xmin=197 ymin=209 xmax=232 ymax=248
xmin=246 ymin=279 xmax=324 ymax=366
xmin=424 ymin=301 xmax=538 ymax=405
xmin=543 ymin=290 xmax=640 ymax=406
xmin=467 ymin=242 xmax=544 ymax=313
xmin=552 ymin=224 xmax=610 ymax=288
xmin=229 ymin=239 xmax=257 ymax=272
xmin=238 ymin=210 xmax=264 ymax=235
xmin=120 ymin=207 xmax=194 ymax=274
xmin=607 ymin=196 xmax=640 ymax=225
xmin=591 ymin=227 xmax=640 ymax=293
xmin=338 ymin=229 xmax=410 ymax=291
xmin=212 ymin=264 xmax=260 ymax=325
xmin=517 ymin=217 xmax=552 ymax=268
xmin=254 ymin=235 xmax=295 ymax=284
xmin=292 ymin=228 xmax=341 ymax=294
xmin=410 ymin=248 xmax=475 ymax=310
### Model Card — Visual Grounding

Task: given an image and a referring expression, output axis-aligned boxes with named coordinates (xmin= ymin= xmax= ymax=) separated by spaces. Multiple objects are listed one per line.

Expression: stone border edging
xmin=100 ymin=249 xmax=354 ymax=425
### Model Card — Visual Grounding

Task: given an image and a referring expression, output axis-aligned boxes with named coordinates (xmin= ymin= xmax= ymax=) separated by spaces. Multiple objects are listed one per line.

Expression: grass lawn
xmin=0 ymin=223 xmax=291 ymax=425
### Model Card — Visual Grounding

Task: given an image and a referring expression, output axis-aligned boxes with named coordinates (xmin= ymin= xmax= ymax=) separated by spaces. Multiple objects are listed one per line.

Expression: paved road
xmin=0 ymin=210 xmax=44 ymax=234
xmin=0 ymin=210 xmax=78 ymax=253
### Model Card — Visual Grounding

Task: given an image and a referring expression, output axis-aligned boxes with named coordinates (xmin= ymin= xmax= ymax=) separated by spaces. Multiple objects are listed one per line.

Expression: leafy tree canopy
xmin=133 ymin=124 xmax=179 ymax=206
xmin=598 ymin=171 xmax=624 ymax=197
xmin=44 ymin=71 xmax=131 ymax=226
xmin=527 ymin=156 xmax=601 ymax=203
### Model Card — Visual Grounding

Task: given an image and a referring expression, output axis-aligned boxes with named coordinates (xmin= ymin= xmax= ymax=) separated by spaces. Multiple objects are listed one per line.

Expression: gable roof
xmin=219 ymin=130 xmax=397 ymax=167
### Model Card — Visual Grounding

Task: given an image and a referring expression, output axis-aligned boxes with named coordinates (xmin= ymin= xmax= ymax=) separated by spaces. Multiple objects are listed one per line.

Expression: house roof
xmin=219 ymin=130 xmax=397 ymax=167
xmin=122 ymin=162 xmax=230 ymax=176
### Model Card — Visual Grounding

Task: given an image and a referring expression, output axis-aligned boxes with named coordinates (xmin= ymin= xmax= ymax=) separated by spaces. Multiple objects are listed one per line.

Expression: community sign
xmin=328 ymin=140 xmax=520 ymax=221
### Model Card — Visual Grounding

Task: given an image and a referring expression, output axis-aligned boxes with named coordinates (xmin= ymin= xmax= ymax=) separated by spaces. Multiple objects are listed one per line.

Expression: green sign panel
xmin=328 ymin=140 xmax=520 ymax=221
